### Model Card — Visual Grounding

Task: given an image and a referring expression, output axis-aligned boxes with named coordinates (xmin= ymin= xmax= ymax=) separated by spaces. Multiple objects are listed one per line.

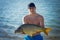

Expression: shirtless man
xmin=23 ymin=3 xmax=44 ymax=40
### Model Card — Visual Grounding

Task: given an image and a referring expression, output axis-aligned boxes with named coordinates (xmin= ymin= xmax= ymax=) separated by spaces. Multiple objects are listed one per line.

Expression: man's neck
xmin=29 ymin=12 xmax=37 ymax=16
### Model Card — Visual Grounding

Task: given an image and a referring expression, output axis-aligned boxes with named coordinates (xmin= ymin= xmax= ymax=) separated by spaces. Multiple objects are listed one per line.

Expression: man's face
xmin=28 ymin=7 xmax=36 ymax=13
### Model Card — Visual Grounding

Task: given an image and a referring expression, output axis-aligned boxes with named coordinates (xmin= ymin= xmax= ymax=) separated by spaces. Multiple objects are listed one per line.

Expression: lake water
xmin=0 ymin=0 xmax=60 ymax=40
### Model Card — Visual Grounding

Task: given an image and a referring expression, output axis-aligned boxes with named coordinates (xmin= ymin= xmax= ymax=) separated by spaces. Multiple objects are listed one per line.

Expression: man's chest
xmin=27 ymin=17 xmax=40 ymax=24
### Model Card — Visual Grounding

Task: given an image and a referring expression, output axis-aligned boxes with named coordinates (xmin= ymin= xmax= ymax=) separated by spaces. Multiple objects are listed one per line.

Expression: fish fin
xmin=27 ymin=32 xmax=33 ymax=37
xmin=30 ymin=34 xmax=33 ymax=37
xmin=29 ymin=33 xmax=33 ymax=37
xmin=44 ymin=28 xmax=51 ymax=36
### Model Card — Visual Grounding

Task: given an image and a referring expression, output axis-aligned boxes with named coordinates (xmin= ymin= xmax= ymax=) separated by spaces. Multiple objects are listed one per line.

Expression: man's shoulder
xmin=36 ymin=14 xmax=44 ymax=21
xmin=23 ymin=15 xmax=29 ymax=19
xmin=37 ymin=14 xmax=43 ymax=18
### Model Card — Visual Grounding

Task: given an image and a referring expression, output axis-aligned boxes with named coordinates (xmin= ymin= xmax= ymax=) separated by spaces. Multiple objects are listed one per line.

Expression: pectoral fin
xmin=29 ymin=32 xmax=33 ymax=37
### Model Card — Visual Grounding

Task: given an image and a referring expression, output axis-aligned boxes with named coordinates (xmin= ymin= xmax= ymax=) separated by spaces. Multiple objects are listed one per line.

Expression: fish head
xmin=15 ymin=27 xmax=23 ymax=34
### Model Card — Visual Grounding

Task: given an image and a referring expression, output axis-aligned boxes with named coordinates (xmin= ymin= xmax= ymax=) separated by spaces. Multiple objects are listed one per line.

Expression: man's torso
xmin=24 ymin=13 xmax=42 ymax=25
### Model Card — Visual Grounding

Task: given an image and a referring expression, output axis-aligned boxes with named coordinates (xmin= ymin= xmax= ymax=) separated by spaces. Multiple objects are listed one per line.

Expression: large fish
xmin=15 ymin=24 xmax=51 ymax=36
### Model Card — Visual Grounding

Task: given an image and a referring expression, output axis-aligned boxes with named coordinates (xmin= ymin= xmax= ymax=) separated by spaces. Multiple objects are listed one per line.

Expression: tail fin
xmin=44 ymin=28 xmax=51 ymax=36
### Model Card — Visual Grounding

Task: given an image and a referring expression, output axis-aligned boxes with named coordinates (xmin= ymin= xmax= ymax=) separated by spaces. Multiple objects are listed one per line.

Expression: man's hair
xmin=28 ymin=3 xmax=36 ymax=8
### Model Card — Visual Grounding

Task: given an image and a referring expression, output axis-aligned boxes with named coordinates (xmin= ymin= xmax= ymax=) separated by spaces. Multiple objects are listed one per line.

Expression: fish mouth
xmin=14 ymin=30 xmax=19 ymax=33
xmin=14 ymin=31 xmax=17 ymax=34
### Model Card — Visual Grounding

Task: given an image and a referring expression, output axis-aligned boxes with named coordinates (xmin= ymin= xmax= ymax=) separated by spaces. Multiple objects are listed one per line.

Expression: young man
xmin=23 ymin=3 xmax=44 ymax=40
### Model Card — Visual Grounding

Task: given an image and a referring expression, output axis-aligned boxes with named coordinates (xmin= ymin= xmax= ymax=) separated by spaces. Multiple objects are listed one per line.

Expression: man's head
xmin=28 ymin=3 xmax=36 ymax=14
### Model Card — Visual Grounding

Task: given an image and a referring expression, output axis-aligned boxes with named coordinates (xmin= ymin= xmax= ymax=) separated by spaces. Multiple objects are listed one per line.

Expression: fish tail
xmin=44 ymin=28 xmax=51 ymax=36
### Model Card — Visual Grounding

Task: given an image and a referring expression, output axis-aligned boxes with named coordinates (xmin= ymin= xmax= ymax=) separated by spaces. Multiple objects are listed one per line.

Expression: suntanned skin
xmin=24 ymin=13 xmax=44 ymax=28
xmin=23 ymin=7 xmax=44 ymax=36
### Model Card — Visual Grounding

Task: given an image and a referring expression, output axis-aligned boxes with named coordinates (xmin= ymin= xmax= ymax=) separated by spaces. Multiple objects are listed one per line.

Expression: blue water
xmin=0 ymin=0 xmax=60 ymax=40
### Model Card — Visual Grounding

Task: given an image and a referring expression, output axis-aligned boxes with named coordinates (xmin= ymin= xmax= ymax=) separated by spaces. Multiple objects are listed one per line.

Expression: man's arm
xmin=39 ymin=16 xmax=44 ymax=28
xmin=22 ymin=16 xmax=28 ymax=24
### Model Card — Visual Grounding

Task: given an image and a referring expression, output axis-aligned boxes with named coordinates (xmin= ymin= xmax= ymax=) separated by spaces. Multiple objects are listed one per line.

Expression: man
xmin=23 ymin=3 xmax=44 ymax=40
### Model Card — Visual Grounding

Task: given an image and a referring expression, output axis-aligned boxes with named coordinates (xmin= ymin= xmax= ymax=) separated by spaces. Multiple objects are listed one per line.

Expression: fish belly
xmin=22 ymin=26 xmax=41 ymax=35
